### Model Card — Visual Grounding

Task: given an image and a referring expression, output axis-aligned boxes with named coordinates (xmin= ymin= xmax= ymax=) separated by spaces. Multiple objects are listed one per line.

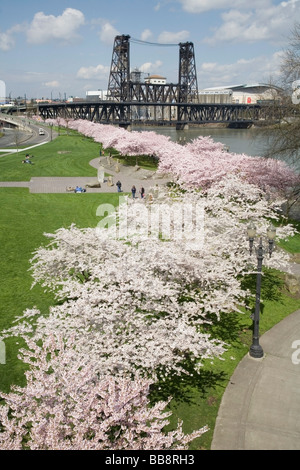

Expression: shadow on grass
xmin=205 ymin=311 xmax=250 ymax=344
xmin=150 ymin=269 xmax=287 ymax=406
xmin=150 ymin=359 xmax=227 ymax=406
xmin=241 ymin=267 xmax=284 ymax=317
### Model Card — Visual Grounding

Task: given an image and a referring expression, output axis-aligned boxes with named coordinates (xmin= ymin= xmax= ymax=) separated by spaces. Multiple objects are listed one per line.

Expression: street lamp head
xmin=247 ymin=222 xmax=257 ymax=256
xmin=247 ymin=222 xmax=257 ymax=239
xmin=267 ymin=224 xmax=276 ymax=240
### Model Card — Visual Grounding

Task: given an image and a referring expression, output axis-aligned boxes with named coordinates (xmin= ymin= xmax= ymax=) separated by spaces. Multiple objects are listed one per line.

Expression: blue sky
xmin=0 ymin=0 xmax=299 ymax=99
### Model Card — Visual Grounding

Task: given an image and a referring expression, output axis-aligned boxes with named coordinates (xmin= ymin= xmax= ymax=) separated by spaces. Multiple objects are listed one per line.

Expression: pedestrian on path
xmin=116 ymin=180 xmax=122 ymax=192
xmin=140 ymin=186 xmax=145 ymax=198
xmin=131 ymin=185 xmax=136 ymax=199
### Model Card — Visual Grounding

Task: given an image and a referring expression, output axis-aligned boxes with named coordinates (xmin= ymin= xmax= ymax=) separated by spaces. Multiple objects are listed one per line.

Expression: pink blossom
xmin=42 ymin=118 xmax=300 ymax=191
xmin=0 ymin=337 xmax=207 ymax=450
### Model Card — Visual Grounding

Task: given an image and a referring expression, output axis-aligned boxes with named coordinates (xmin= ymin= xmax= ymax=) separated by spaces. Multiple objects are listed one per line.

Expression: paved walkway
xmin=211 ymin=309 xmax=300 ymax=450
xmin=0 ymin=156 xmax=171 ymax=194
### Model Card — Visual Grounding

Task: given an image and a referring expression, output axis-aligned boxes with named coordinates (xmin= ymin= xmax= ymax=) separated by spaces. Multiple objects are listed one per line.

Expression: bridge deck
xmin=36 ymin=101 xmax=279 ymax=126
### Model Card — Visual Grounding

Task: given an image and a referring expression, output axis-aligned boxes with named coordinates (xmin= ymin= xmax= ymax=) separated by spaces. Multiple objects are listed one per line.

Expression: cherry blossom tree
xmin=1 ymin=175 xmax=295 ymax=381
xmin=0 ymin=336 xmax=207 ymax=450
xmin=41 ymin=118 xmax=299 ymax=192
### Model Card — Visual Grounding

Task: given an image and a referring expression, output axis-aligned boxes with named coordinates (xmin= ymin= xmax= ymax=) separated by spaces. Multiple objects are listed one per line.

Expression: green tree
xmin=264 ymin=23 xmax=300 ymax=165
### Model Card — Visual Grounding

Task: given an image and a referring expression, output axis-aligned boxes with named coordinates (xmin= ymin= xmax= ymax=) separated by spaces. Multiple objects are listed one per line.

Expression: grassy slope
xmin=0 ymin=189 xmax=120 ymax=392
xmin=0 ymin=133 xmax=120 ymax=392
xmin=0 ymin=133 xmax=99 ymax=181
xmin=278 ymin=220 xmax=300 ymax=254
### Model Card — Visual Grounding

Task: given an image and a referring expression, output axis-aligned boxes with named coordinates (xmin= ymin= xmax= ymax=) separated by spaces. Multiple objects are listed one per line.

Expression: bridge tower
xmin=178 ymin=42 xmax=199 ymax=103
xmin=107 ymin=35 xmax=131 ymax=102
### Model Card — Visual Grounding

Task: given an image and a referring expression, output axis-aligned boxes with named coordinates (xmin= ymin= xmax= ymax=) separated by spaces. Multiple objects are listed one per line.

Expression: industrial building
xmin=203 ymin=83 xmax=282 ymax=104
xmin=85 ymin=90 xmax=108 ymax=101
xmin=0 ymin=80 xmax=6 ymax=104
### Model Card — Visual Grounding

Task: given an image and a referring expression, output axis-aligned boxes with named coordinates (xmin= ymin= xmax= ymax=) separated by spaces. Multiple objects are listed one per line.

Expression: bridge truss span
xmin=178 ymin=103 xmax=261 ymax=123
xmin=38 ymin=101 xmax=272 ymax=127
xmin=38 ymin=101 xmax=131 ymax=125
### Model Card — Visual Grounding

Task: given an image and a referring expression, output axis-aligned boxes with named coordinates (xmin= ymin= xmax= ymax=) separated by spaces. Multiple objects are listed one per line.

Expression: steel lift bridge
xmin=106 ymin=35 xmax=200 ymax=126
xmin=38 ymin=35 xmax=273 ymax=127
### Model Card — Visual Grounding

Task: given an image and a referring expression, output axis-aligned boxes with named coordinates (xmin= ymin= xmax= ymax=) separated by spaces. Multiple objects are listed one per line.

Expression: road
xmin=0 ymin=117 xmax=56 ymax=155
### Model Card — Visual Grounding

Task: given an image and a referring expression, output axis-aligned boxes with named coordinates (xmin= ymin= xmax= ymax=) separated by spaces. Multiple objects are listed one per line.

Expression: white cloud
xmin=203 ymin=0 xmax=300 ymax=44
xmin=97 ymin=21 xmax=120 ymax=45
xmin=198 ymin=52 xmax=283 ymax=88
xmin=177 ymin=0 xmax=270 ymax=13
xmin=77 ymin=64 xmax=110 ymax=80
xmin=20 ymin=71 xmax=51 ymax=85
xmin=0 ymin=24 xmax=24 ymax=51
xmin=26 ymin=8 xmax=85 ymax=44
xmin=141 ymin=29 xmax=153 ymax=41
xmin=158 ymin=30 xmax=190 ymax=43
xmin=0 ymin=30 xmax=15 ymax=51
xmin=140 ymin=60 xmax=163 ymax=73
xmin=44 ymin=81 xmax=60 ymax=88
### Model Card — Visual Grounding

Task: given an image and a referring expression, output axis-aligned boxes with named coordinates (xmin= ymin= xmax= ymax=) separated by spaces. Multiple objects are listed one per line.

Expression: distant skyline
xmin=0 ymin=0 xmax=299 ymax=99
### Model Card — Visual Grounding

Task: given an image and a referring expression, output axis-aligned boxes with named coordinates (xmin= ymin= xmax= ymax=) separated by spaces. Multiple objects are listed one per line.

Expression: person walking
xmin=131 ymin=185 xmax=136 ymax=199
xmin=140 ymin=186 xmax=145 ymax=198
xmin=116 ymin=180 xmax=122 ymax=192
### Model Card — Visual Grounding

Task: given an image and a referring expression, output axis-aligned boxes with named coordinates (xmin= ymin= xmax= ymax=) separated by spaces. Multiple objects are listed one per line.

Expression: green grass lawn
xmin=0 ymin=133 xmax=100 ymax=181
xmin=114 ymin=152 xmax=159 ymax=171
xmin=278 ymin=219 xmax=300 ymax=254
xmin=0 ymin=188 xmax=120 ymax=393
xmin=0 ymin=131 xmax=300 ymax=450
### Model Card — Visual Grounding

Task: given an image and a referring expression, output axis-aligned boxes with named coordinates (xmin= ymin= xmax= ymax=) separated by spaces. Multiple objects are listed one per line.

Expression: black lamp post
xmin=247 ymin=223 xmax=276 ymax=358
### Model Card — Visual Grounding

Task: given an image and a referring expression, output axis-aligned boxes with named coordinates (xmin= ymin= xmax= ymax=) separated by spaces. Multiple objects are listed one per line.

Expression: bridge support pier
xmin=176 ymin=122 xmax=189 ymax=130
xmin=119 ymin=122 xmax=131 ymax=131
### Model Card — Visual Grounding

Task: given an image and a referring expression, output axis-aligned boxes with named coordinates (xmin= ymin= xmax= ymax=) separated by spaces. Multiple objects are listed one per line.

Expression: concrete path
xmin=211 ymin=309 xmax=300 ymax=450
xmin=0 ymin=156 xmax=172 ymax=194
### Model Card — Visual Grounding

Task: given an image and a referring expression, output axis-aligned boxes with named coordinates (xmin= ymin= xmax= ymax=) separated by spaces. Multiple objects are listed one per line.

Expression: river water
xmin=132 ymin=125 xmax=274 ymax=158
xmin=133 ymin=125 xmax=300 ymax=220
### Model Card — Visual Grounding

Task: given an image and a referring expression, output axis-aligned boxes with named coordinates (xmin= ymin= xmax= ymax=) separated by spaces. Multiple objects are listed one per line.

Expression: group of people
xmin=74 ymin=186 xmax=86 ymax=193
xmin=116 ymin=181 xmax=145 ymax=199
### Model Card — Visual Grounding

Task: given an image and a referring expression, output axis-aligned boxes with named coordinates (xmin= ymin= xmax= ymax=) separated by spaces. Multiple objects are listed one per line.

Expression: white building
xmin=86 ymin=90 xmax=108 ymax=101
xmin=144 ymin=75 xmax=167 ymax=85
xmin=204 ymin=83 xmax=282 ymax=104
xmin=198 ymin=89 xmax=233 ymax=104
xmin=0 ymin=80 xmax=6 ymax=104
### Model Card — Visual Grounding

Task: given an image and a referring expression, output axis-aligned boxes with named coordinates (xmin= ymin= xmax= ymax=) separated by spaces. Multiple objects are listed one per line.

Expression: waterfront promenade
xmin=211 ymin=308 xmax=300 ymax=450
